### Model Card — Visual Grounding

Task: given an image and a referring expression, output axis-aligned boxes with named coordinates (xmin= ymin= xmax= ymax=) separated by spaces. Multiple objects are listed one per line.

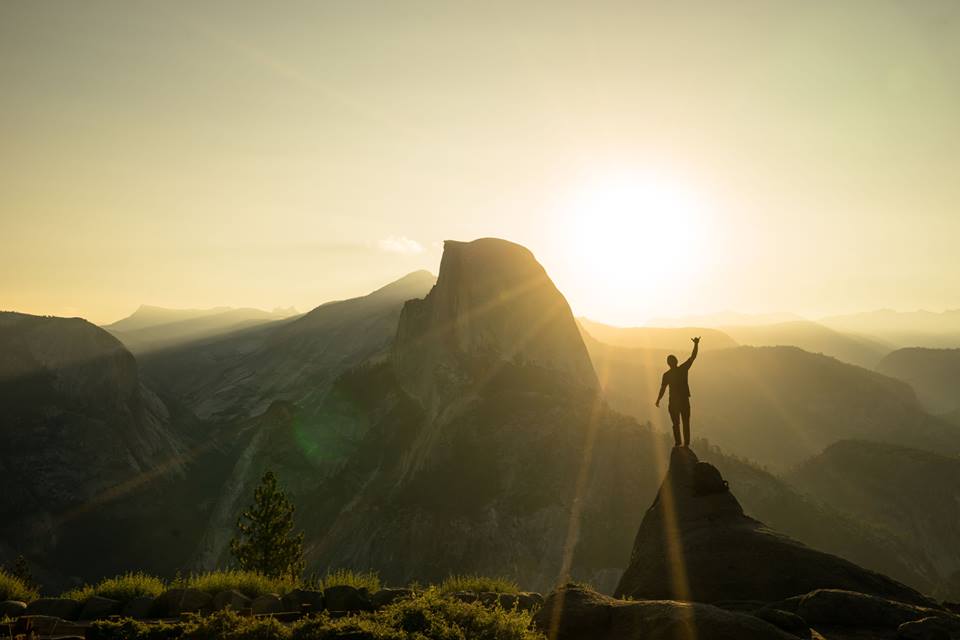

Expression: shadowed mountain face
xmin=788 ymin=440 xmax=960 ymax=600
xmin=104 ymin=305 xmax=297 ymax=354
xmin=877 ymin=347 xmax=960 ymax=415
xmin=614 ymin=447 xmax=932 ymax=607
xmin=587 ymin=340 xmax=960 ymax=469
xmin=577 ymin=318 xmax=737 ymax=352
xmin=0 ymin=312 xmax=184 ymax=582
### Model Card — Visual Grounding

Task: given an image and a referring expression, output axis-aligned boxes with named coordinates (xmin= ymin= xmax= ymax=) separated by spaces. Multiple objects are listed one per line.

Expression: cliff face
xmin=0 ymin=312 xmax=183 ymax=570
xmin=394 ymin=238 xmax=596 ymax=411
xmin=614 ymin=447 xmax=932 ymax=606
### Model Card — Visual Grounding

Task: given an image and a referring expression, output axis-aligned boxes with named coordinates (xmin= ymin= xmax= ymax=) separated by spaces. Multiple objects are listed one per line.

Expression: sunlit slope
xmin=577 ymin=317 xmax=737 ymax=351
xmin=105 ymin=305 xmax=297 ymax=354
xmin=877 ymin=347 xmax=960 ymax=415
xmin=587 ymin=339 xmax=960 ymax=469
xmin=788 ymin=440 xmax=960 ymax=600
xmin=140 ymin=270 xmax=436 ymax=420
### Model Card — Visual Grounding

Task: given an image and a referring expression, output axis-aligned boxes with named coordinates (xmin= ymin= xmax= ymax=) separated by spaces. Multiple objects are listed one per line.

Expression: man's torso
xmin=662 ymin=366 xmax=691 ymax=404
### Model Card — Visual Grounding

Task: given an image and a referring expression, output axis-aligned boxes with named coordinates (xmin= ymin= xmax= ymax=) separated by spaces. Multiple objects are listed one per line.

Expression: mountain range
xmin=2 ymin=237 xmax=959 ymax=603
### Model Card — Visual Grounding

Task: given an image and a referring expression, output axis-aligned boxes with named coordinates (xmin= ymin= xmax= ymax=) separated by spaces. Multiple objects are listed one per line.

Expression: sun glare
xmin=544 ymin=171 xmax=713 ymax=324
xmin=560 ymin=172 xmax=709 ymax=298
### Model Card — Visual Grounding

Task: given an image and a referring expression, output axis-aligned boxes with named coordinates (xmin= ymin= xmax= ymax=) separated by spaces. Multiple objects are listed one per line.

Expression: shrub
xmin=88 ymin=590 xmax=544 ymax=640
xmin=313 ymin=568 xmax=381 ymax=593
xmin=173 ymin=570 xmax=299 ymax=598
xmin=439 ymin=574 xmax=520 ymax=595
xmin=63 ymin=572 xmax=166 ymax=603
xmin=0 ymin=568 xmax=39 ymax=602
xmin=292 ymin=589 xmax=542 ymax=640
xmin=90 ymin=610 xmax=289 ymax=640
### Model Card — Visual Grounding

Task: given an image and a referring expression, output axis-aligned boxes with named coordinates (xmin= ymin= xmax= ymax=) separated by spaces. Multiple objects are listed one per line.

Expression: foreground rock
xmin=0 ymin=600 xmax=27 ymax=617
xmin=212 ymin=590 xmax=252 ymax=612
xmin=776 ymin=589 xmax=960 ymax=632
xmin=283 ymin=588 xmax=325 ymax=612
xmin=77 ymin=596 xmax=121 ymax=620
xmin=23 ymin=598 xmax=81 ymax=620
xmin=155 ymin=588 xmax=212 ymax=616
xmin=324 ymin=585 xmax=372 ymax=613
xmin=615 ymin=448 xmax=934 ymax=606
xmin=120 ymin=596 xmax=156 ymax=619
xmin=534 ymin=584 xmax=796 ymax=640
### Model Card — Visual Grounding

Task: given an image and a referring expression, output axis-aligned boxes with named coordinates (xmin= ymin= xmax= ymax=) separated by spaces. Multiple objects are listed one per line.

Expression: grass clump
xmin=314 ymin=568 xmax=381 ymax=593
xmin=63 ymin=572 xmax=166 ymax=603
xmin=0 ymin=568 xmax=39 ymax=602
xmin=439 ymin=574 xmax=520 ymax=595
xmin=173 ymin=570 xmax=299 ymax=598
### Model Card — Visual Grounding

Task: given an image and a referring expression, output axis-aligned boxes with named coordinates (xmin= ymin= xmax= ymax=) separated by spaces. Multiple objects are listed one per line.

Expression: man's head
xmin=667 ymin=354 xmax=678 ymax=368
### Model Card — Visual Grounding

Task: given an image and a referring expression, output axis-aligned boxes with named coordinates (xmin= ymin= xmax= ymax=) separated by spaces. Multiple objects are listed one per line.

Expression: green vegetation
xmin=174 ymin=570 xmax=299 ymax=598
xmin=230 ymin=471 xmax=305 ymax=580
xmin=439 ymin=574 xmax=519 ymax=595
xmin=313 ymin=568 xmax=381 ymax=593
xmin=63 ymin=572 xmax=166 ymax=603
xmin=0 ymin=567 xmax=39 ymax=602
xmin=88 ymin=590 xmax=543 ymax=640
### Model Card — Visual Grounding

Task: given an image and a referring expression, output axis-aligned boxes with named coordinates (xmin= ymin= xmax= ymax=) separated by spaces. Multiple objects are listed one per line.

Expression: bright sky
xmin=3 ymin=1 xmax=960 ymax=325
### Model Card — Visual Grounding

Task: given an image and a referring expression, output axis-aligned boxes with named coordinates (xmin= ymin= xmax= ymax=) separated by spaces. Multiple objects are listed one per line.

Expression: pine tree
xmin=229 ymin=471 xmax=305 ymax=579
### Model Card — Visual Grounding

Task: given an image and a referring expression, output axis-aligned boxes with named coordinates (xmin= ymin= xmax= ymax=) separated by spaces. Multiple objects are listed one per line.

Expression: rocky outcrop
xmin=615 ymin=447 xmax=933 ymax=606
xmin=394 ymin=238 xmax=596 ymax=412
xmin=534 ymin=584 xmax=796 ymax=640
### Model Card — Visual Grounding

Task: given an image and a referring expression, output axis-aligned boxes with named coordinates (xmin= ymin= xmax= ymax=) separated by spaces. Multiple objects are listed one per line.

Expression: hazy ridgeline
xmin=1 ymin=238 xmax=959 ymax=609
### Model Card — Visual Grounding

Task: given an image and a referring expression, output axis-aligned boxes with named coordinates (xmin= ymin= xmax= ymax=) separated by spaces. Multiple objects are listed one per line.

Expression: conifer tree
xmin=229 ymin=471 xmax=305 ymax=579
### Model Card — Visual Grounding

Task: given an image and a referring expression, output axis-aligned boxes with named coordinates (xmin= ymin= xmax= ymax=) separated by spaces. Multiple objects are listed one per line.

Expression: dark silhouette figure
xmin=656 ymin=337 xmax=700 ymax=447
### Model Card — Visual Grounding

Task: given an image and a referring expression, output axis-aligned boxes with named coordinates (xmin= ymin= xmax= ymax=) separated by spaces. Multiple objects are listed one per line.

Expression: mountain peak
xmin=615 ymin=447 xmax=932 ymax=606
xmin=393 ymin=237 xmax=596 ymax=409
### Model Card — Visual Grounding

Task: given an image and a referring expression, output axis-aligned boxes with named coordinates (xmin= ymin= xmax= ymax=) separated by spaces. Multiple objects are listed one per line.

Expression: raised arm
xmin=682 ymin=336 xmax=700 ymax=369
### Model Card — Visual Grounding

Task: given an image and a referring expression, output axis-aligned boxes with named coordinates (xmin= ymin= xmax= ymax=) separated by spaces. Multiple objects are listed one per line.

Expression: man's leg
xmin=669 ymin=404 xmax=681 ymax=447
xmin=681 ymin=401 xmax=691 ymax=447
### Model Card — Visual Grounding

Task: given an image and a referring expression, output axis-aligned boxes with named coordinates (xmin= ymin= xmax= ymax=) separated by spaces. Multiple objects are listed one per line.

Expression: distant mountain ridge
xmin=822 ymin=308 xmax=960 ymax=348
xmin=105 ymin=305 xmax=298 ymax=353
xmin=877 ymin=347 xmax=960 ymax=415
xmin=577 ymin=318 xmax=737 ymax=351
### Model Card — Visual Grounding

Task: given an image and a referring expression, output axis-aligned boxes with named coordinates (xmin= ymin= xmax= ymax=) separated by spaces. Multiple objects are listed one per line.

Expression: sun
xmin=555 ymin=171 xmax=710 ymax=319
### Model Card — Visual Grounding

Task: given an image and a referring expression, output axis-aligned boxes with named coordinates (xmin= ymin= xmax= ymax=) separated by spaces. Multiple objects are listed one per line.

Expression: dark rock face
xmin=212 ymin=589 xmax=251 ymax=612
xmin=120 ymin=596 xmax=156 ymax=619
xmin=614 ymin=448 xmax=932 ymax=606
xmin=23 ymin=597 xmax=81 ymax=620
xmin=0 ymin=600 xmax=27 ymax=617
xmin=788 ymin=590 xmax=960 ymax=631
xmin=250 ymin=593 xmax=284 ymax=614
xmin=283 ymin=588 xmax=324 ymax=613
xmin=323 ymin=585 xmax=372 ymax=613
xmin=77 ymin=595 xmax=121 ymax=620
xmin=155 ymin=588 xmax=212 ymax=616
xmin=533 ymin=584 xmax=796 ymax=640
xmin=370 ymin=588 xmax=411 ymax=610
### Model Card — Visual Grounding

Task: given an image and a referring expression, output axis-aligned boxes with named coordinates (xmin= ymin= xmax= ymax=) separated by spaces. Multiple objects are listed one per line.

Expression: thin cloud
xmin=377 ymin=236 xmax=425 ymax=255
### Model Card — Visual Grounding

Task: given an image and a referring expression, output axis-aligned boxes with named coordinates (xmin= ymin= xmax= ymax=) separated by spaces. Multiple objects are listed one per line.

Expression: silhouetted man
xmin=656 ymin=337 xmax=700 ymax=447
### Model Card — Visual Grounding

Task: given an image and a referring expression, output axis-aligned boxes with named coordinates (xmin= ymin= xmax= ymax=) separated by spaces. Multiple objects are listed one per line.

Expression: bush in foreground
xmin=439 ymin=574 xmax=520 ymax=595
xmin=0 ymin=568 xmax=39 ymax=602
xmin=89 ymin=590 xmax=543 ymax=640
xmin=173 ymin=570 xmax=300 ymax=598
xmin=63 ymin=572 xmax=166 ymax=603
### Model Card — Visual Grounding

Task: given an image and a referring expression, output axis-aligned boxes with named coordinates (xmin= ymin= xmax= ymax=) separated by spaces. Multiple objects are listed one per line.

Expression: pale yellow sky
xmin=2 ymin=1 xmax=960 ymax=325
